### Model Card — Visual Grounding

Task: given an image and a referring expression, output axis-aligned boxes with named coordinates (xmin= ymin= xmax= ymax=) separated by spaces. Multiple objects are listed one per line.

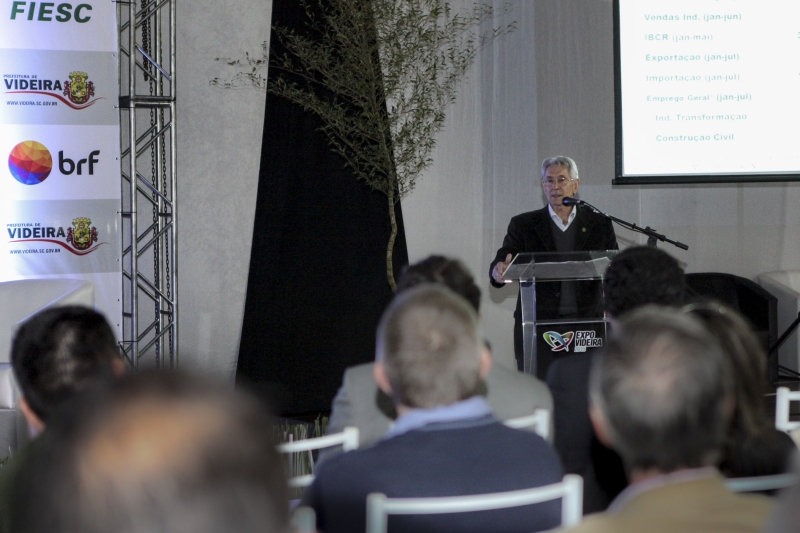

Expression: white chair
xmin=365 ymin=474 xmax=583 ymax=533
xmin=503 ymin=409 xmax=551 ymax=441
xmin=775 ymin=387 xmax=800 ymax=433
xmin=277 ymin=426 xmax=359 ymax=488
xmin=290 ymin=506 xmax=316 ymax=533
xmin=726 ymin=474 xmax=798 ymax=493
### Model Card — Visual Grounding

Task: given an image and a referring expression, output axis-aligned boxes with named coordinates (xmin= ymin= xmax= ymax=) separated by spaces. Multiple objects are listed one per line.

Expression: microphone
xmin=561 ymin=197 xmax=582 ymax=206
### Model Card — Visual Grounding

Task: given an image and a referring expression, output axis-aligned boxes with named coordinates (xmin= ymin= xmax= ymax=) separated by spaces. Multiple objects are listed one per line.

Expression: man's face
xmin=542 ymin=164 xmax=580 ymax=209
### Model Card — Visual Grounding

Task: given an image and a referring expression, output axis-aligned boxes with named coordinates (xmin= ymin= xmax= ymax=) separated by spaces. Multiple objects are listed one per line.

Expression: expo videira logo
xmin=543 ymin=330 xmax=603 ymax=353
xmin=4 ymin=71 xmax=100 ymax=110
xmin=7 ymin=217 xmax=106 ymax=256
xmin=9 ymin=140 xmax=101 ymax=186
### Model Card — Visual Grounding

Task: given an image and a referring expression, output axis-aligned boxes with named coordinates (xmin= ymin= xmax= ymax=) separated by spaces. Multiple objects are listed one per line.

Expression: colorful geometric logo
xmin=543 ymin=331 xmax=575 ymax=352
xmin=8 ymin=141 xmax=53 ymax=185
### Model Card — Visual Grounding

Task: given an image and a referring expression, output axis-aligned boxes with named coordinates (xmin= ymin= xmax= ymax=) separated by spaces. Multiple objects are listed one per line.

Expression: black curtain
xmin=236 ymin=0 xmax=409 ymax=416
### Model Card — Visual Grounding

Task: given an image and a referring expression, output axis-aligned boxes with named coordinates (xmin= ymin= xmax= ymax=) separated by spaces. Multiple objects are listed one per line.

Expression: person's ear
xmin=373 ymin=362 xmax=393 ymax=396
xmin=589 ymin=403 xmax=613 ymax=448
xmin=19 ymin=397 xmax=45 ymax=437
xmin=112 ymin=356 xmax=128 ymax=376
xmin=479 ymin=346 xmax=493 ymax=379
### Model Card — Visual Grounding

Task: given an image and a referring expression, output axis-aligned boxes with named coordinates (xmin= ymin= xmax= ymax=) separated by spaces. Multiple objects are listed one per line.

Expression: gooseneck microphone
xmin=561 ymin=197 xmax=583 ymax=206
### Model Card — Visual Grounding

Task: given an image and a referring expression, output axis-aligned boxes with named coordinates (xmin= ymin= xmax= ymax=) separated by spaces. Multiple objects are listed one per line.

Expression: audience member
xmin=0 ymin=305 xmax=125 ymax=532
xmin=13 ymin=370 xmax=289 ymax=533
xmin=303 ymin=285 xmax=563 ymax=533
xmin=546 ymin=245 xmax=685 ymax=512
xmin=684 ymin=301 xmax=797 ymax=477
xmin=325 ymin=255 xmax=553 ymax=456
xmin=562 ymin=306 xmax=774 ymax=533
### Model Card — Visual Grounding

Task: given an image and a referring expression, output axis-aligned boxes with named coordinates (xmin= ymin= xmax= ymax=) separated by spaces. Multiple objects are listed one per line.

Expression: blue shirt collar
xmin=385 ymin=396 xmax=493 ymax=439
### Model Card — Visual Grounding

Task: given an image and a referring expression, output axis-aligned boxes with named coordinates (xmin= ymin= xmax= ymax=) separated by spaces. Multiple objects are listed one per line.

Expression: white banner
xmin=0 ymin=0 xmax=121 ymax=333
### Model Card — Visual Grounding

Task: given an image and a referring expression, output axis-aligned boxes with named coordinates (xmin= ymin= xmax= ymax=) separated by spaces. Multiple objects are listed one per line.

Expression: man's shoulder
xmin=342 ymin=362 xmax=374 ymax=385
xmin=559 ymin=488 xmax=773 ymax=533
xmin=606 ymin=476 xmax=774 ymax=533
xmin=510 ymin=206 xmax=549 ymax=225
xmin=485 ymin=365 xmax=553 ymax=415
xmin=318 ymin=418 xmax=560 ymax=483
xmin=577 ymin=206 xmax=612 ymax=227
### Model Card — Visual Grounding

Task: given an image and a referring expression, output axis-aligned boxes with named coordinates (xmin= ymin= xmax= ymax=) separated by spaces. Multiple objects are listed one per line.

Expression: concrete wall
xmin=176 ymin=0 xmax=272 ymax=380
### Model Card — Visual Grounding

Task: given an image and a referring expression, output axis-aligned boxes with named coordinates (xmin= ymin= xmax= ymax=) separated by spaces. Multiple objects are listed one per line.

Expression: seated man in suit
xmin=12 ymin=371 xmax=289 ymax=533
xmin=324 ymin=255 xmax=553 ymax=456
xmin=303 ymin=285 xmax=564 ymax=533
xmin=547 ymin=246 xmax=685 ymax=513
xmin=562 ymin=306 xmax=773 ymax=533
xmin=0 ymin=306 xmax=126 ymax=532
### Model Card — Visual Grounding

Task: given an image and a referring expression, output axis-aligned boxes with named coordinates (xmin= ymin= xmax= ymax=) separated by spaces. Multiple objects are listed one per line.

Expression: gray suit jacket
xmin=321 ymin=362 xmax=553 ymax=461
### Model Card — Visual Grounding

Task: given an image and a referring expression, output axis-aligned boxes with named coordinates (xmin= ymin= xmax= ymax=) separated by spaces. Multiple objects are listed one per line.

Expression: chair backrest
xmin=290 ymin=506 xmax=316 ymax=533
xmin=277 ymin=426 xmax=359 ymax=488
xmin=502 ymin=409 xmax=550 ymax=441
xmin=365 ymin=474 xmax=583 ymax=533
xmin=725 ymin=474 xmax=798 ymax=493
xmin=775 ymin=387 xmax=800 ymax=432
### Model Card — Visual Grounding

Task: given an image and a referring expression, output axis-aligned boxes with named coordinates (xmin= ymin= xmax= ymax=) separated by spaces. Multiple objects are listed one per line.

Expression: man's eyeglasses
xmin=542 ymin=177 xmax=572 ymax=187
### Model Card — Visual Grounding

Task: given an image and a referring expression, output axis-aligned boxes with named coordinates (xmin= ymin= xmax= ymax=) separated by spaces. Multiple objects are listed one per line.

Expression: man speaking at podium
xmin=489 ymin=156 xmax=618 ymax=371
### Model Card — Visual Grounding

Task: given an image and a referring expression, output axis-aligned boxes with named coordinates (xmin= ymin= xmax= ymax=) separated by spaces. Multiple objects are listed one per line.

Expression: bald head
xmin=15 ymin=371 xmax=289 ymax=533
xmin=590 ymin=306 xmax=733 ymax=473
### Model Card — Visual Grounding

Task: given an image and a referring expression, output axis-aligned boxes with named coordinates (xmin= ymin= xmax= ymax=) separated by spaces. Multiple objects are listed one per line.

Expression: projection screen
xmin=614 ymin=0 xmax=800 ymax=184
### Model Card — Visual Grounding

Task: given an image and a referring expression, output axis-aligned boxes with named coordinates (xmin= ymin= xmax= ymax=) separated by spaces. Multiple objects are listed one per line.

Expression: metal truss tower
xmin=118 ymin=0 xmax=177 ymax=369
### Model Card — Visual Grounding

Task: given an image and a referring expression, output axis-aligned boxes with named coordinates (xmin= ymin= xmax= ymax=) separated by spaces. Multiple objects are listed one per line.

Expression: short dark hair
xmin=377 ymin=285 xmax=482 ymax=408
xmin=13 ymin=371 xmax=289 ymax=533
xmin=603 ymin=246 xmax=685 ymax=318
xmin=397 ymin=255 xmax=481 ymax=313
xmin=590 ymin=306 xmax=732 ymax=473
xmin=11 ymin=305 xmax=121 ymax=422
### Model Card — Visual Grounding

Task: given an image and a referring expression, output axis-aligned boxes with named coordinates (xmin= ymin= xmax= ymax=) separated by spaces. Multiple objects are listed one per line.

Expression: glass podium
xmin=502 ymin=251 xmax=617 ymax=377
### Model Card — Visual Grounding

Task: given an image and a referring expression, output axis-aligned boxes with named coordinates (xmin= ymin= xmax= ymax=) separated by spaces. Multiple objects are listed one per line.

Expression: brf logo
xmin=8 ymin=140 xmax=100 ymax=185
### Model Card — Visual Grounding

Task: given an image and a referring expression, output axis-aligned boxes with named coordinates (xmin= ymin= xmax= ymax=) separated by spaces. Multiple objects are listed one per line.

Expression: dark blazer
xmin=489 ymin=205 xmax=618 ymax=364
xmin=302 ymin=416 xmax=563 ymax=533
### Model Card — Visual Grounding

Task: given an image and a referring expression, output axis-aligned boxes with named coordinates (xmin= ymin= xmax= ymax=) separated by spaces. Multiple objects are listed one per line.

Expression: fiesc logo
xmin=8 ymin=140 xmax=100 ymax=185
xmin=10 ymin=2 xmax=92 ymax=23
xmin=4 ymin=71 xmax=100 ymax=109
xmin=7 ymin=217 xmax=105 ymax=256
xmin=543 ymin=330 xmax=603 ymax=353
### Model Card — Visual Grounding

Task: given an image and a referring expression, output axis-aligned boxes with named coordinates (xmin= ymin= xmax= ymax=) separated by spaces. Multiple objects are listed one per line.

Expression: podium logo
xmin=8 ymin=140 xmax=52 ymax=185
xmin=543 ymin=331 xmax=574 ymax=352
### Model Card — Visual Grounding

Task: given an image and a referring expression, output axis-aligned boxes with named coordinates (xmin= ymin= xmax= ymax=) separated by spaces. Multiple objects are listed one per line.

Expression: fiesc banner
xmin=0 ymin=0 xmax=121 ymax=333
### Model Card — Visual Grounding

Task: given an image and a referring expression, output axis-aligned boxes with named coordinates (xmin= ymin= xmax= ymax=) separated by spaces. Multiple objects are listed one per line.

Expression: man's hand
xmin=492 ymin=254 xmax=513 ymax=284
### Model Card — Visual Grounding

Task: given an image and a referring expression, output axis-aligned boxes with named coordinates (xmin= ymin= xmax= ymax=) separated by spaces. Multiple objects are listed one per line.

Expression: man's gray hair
xmin=590 ymin=306 xmax=733 ymax=473
xmin=541 ymin=156 xmax=579 ymax=181
xmin=376 ymin=284 xmax=482 ymax=409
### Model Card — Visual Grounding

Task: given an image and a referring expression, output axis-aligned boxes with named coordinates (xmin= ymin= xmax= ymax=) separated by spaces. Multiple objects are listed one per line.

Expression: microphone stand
xmin=566 ymin=199 xmax=689 ymax=251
